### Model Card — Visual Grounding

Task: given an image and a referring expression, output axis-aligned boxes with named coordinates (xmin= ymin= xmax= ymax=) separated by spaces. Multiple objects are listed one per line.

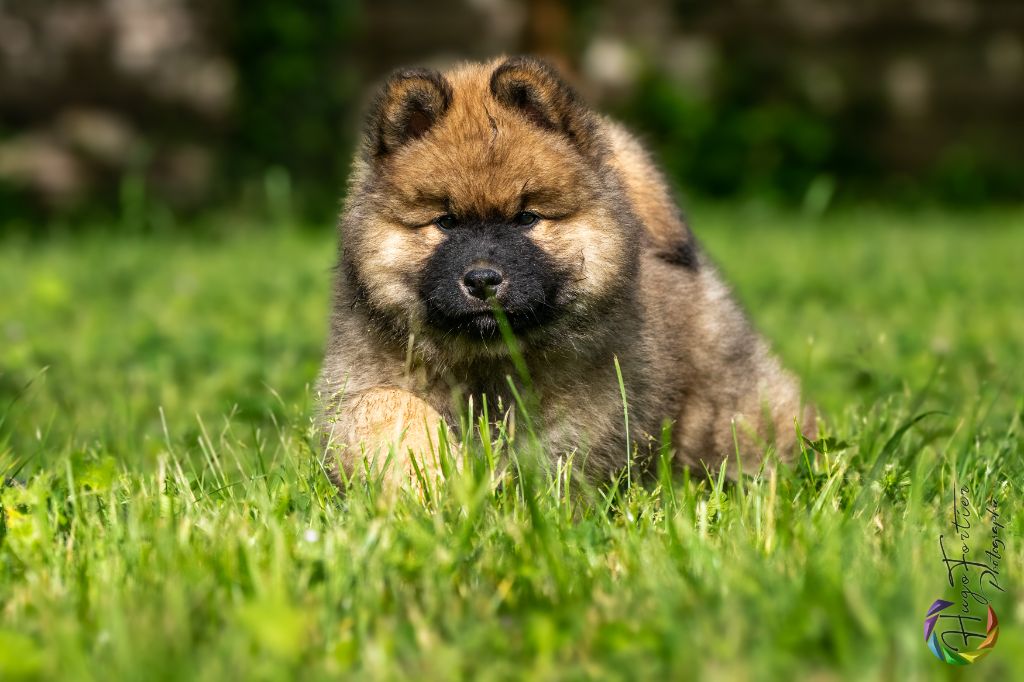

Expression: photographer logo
xmin=925 ymin=484 xmax=1006 ymax=665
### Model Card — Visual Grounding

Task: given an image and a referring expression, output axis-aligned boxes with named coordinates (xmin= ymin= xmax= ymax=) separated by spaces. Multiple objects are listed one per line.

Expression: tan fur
xmin=604 ymin=120 xmax=693 ymax=255
xmin=322 ymin=387 xmax=447 ymax=495
xmin=317 ymin=57 xmax=813 ymax=489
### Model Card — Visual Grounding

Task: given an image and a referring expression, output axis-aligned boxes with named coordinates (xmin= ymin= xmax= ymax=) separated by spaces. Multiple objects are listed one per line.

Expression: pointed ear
xmin=489 ymin=56 xmax=598 ymax=153
xmin=366 ymin=68 xmax=452 ymax=156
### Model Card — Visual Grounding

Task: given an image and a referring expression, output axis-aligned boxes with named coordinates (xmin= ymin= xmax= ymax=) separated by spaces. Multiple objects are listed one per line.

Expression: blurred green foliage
xmin=619 ymin=70 xmax=843 ymax=203
xmin=617 ymin=67 xmax=1024 ymax=207
xmin=227 ymin=0 xmax=361 ymax=214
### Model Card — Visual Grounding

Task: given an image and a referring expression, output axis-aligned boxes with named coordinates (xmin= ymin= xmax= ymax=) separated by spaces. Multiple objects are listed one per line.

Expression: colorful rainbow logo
xmin=924 ymin=599 xmax=999 ymax=665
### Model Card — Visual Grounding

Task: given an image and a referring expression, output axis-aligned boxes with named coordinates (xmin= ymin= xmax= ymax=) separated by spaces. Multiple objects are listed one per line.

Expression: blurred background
xmin=2 ymin=0 xmax=1022 ymax=230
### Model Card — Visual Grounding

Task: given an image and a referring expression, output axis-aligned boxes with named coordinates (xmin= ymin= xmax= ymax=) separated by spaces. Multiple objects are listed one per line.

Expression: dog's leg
xmin=320 ymin=387 xmax=449 ymax=494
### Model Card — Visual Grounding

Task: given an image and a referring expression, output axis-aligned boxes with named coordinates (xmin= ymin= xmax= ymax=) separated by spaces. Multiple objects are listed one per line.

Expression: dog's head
xmin=342 ymin=57 xmax=640 ymax=360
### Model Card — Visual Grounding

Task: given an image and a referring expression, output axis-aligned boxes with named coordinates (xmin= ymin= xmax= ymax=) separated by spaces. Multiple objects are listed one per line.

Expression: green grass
xmin=1 ymin=206 xmax=1022 ymax=681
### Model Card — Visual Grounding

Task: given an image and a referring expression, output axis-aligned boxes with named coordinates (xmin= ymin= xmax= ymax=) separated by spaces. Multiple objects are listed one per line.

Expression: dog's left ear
xmin=490 ymin=56 xmax=599 ymax=155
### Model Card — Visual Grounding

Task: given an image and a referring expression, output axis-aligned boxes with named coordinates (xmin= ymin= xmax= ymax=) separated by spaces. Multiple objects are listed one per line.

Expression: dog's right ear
xmin=365 ymin=68 xmax=452 ymax=157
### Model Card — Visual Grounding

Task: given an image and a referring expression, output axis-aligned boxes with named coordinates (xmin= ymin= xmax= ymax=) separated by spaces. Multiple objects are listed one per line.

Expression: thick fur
xmin=317 ymin=57 xmax=812 ymax=487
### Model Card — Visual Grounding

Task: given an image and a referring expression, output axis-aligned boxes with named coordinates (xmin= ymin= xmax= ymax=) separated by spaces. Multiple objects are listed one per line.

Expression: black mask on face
xmin=418 ymin=218 xmax=567 ymax=339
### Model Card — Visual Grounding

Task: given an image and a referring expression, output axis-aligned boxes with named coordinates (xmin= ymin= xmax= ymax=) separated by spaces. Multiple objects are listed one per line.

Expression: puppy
xmin=317 ymin=56 xmax=812 ymax=489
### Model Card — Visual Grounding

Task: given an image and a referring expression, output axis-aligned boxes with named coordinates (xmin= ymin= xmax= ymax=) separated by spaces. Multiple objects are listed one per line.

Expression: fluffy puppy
xmin=317 ymin=56 xmax=812 ymax=488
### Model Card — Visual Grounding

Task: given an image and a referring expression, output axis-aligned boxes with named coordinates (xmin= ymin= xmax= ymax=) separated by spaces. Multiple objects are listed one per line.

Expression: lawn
xmin=1 ymin=205 xmax=1022 ymax=681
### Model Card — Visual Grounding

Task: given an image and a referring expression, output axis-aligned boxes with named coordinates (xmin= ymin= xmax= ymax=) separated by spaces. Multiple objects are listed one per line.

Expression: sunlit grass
xmin=1 ymin=205 xmax=1022 ymax=680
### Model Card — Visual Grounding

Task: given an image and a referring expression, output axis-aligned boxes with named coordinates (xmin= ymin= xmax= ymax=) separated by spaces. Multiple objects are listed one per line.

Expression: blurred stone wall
xmin=0 ymin=0 xmax=233 ymax=210
xmin=576 ymin=0 xmax=1024 ymax=190
xmin=1 ymin=0 xmax=1021 ymax=216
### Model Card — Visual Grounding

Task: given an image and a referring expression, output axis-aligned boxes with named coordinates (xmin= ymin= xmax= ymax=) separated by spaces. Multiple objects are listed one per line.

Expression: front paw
xmin=320 ymin=387 xmax=451 ymax=493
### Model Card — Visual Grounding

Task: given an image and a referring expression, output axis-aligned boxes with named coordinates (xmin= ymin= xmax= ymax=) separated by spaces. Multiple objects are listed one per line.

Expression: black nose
xmin=462 ymin=268 xmax=504 ymax=300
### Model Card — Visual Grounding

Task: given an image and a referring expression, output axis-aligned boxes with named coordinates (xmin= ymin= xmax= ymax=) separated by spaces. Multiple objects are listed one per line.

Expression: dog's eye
xmin=513 ymin=211 xmax=540 ymax=227
xmin=435 ymin=214 xmax=458 ymax=230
